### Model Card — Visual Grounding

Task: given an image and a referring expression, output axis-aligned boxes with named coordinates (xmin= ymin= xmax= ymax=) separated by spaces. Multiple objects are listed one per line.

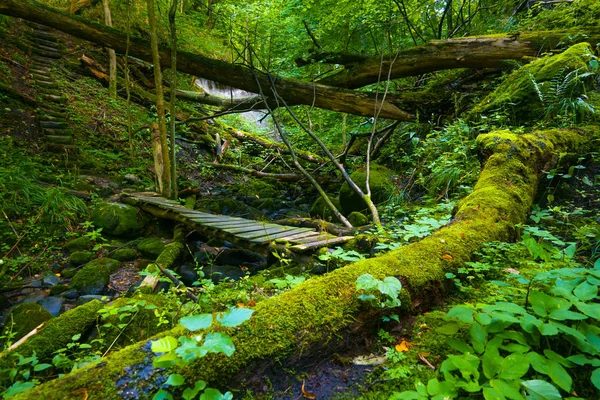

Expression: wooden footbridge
xmin=122 ymin=193 xmax=354 ymax=252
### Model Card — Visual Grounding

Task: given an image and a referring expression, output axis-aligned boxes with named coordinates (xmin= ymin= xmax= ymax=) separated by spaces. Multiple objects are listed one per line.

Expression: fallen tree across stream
xmin=8 ymin=127 xmax=595 ymax=400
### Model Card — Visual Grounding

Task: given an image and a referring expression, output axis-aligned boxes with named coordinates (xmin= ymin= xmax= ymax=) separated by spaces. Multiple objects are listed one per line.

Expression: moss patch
xmin=348 ymin=211 xmax=369 ymax=226
xmin=91 ymin=202 xmax=147 ymax=237
xmin=64 ymin=236 xmax=92 ymax=252
xmin=111 ymin=248 xmax=138 ymax=262
xmin=469 ymin=42 xmax=594 ymax=122
xmin=339 ymin=164 xmax=395 ymax=214
xmin=2 ymin=303 xmax=53 ymax=343
xmin=70 ymin=251 xmax=94 ymax=266
xmin=70 ymin=257 xmax=122 ymax=295
xmin=136 ymin=238 xmax=167 ymax=258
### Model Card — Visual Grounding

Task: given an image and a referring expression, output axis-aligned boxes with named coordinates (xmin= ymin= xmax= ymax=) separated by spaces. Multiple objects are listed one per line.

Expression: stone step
xmin=39 ymin=114 xmax=67 ymax=122
xmin=26 ymin=37 xmax=59 ymax=48
xmin=36 ymin=44 xmax=60 ymax=53
xmin=43 ymin=128 xmax=73 ymax=136
xmin=33 ymin=80 xmax=58 ymax=89
xmin=40 ymin=94 xmax=67 ymax=104
xmin=45 ymin=135 xmax=73 ymax=145
xmin=41 ymin=121 xmax=69 ymax=129
xmin=31 ymin=48 xmax=62 ymax=59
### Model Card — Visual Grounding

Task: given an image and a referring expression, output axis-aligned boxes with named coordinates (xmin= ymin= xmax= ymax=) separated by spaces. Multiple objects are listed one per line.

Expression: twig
xmin=418 ymin=353 xmax=436 ymax=370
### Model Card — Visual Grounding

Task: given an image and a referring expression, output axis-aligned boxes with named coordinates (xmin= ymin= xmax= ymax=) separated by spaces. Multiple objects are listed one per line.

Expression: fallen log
xmin=11 ymin=128 xmax=594 ymax=399
xmin=0 ymin=0 xmax=413 ymax=121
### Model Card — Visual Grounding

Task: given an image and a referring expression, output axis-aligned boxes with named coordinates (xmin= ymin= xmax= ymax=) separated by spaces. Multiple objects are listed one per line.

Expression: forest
xmin=0 ymin=0 xmax=599 ymax=398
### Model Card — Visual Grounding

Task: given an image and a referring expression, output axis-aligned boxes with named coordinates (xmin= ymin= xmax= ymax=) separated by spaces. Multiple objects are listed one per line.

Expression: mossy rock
xmin=49 ymin=284 xmax=69 ymax=296
xmin=136 ymin=238 xmax=167 ymax=258
xmin=111 ymin=248 xmax=138 ymax=261
xmin=61 ymin=267 xmax=78 ymax=279
xmin=339 ymin=164 xmax=395 ymax=214
xmin=70 ymin=251 xmax=94 ymax=266
xmin=309 ymin=195 xmax=342 ymax=222
xmin=91 ymin=201 xmax=147 ymax=237
xmin=2 ymin=303 xmax=53 ymax=343
xmin=470 ymin=42 xmax=595 ymax=122
xmin=348 ymin=211 xmax=369 ymax=226
xmin=236 ymin=179 xmax=279 ymax=199
xmin=64 ymin=236 xmax=91 ymax=252
xmin=70 ymin=257 xmax=121 ymax=295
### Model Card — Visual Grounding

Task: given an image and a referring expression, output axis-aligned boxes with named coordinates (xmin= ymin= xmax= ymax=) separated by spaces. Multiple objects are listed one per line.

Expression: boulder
xmin=69 ymin=251 xmax=94 ymax=266
xmin=36 ymin=296 xmax=64 ymax=317
xmin=64 ymin=236 xmax=91 ymax=252
xmin=348 ymin=211 xmax=369 ymax=226
xmin=136 ymin=238 xmax=167 ymax=258
xmin=91 ymin=201 xmax=147 ymax=237
xmin=111 ymin=248 xmax=138 ymax=262
xmin=309 ymin=195 xmax=342 ymax=222
xmin=70 ymin=257 xmax=121 ymax=295
xmin=339 ymin=164 xmax=395 ymax=215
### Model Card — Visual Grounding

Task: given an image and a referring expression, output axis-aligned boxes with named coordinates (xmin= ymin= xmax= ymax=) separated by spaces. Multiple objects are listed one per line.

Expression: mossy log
xmin=12 ymin=128 xmax=593 ymax=399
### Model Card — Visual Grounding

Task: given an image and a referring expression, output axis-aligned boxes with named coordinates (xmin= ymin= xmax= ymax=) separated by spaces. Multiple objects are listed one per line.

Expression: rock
xmin=91 ymin=201 xmax=147 ymax=237
xmin=178 ymin=264 xmax=200 ymax=286
xmin=61 ymin=289 xmax=79 ymax=299
xmin=70 ymin=258 xmax=121 ymax=295
xmin=214 ymin=248 xmax=268 ymax=273
xmin=470 ymin=42 xmax=595 ymax=122
xmin=64 ymin=236 xmax=92 ymax=252
xmin=37 ymin=296 xmax=64 ymax=317
xmin=42 ymin=272 xmax=60 ymax=286
xmin=61 ymin=267 xmax=79 ymax=279
xmin=77 ymin=295 xmax=110 ymax=305
xmin=339 ymin=164 xmax=395 ymax=215
xmin=136 ymin=238 xmax=167 ymax=258
xmin=123 ymin=174 xmax=142 ymax=185
xmin=112 ymin=248 xmax=138 ymax=262
xmin=2 ymin=303 xmax=53 ymax=342
xmin=49 ymin=284 xmax=68 ymax=296
xmin=310 ymin=195 xmax=342 ymax=222
xmin=70 ymin=251 xmax=94 ymax=266
xmin=348 ymin=211 xmax=369 ymax=226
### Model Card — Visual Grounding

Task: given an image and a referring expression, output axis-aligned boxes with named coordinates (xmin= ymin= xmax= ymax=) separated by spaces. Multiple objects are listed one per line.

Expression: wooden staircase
xmin=122 ymin=193 xmax=354 ymax=252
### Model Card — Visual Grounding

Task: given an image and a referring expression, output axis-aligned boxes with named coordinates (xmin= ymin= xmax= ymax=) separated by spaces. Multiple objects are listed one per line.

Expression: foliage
xmin=356 ymin=273 xmax=402 ymax=309
xmin=150 ymin=307 xmax=254 ymax=399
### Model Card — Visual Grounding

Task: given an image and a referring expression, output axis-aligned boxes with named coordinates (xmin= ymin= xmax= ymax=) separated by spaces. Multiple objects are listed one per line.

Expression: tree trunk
xmin=150 ymin=123 xmax=166 ymax=194
xmin=101 ymin=0 xmax=116 ymax=98
xmin=11 ymin=128 xmax=593 ymax=400
xmin=146 ymin=0 xmax=172 ymax=198
xmin=168 ymin=0 xmax=178 ymax=199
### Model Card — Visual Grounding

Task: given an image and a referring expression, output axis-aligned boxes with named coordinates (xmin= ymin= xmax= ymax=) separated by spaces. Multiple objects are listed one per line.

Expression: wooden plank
xmin=207 ymin=220 xmax=262 ymax=228
xmin=288 ymin=233 xmax=334 ymax=244
xmin=290 ymin=236 xmax=355 ymax=251
xmin=246 ymin=227 xmax=316 ymax=242
xmin=221 ymin=224 xmax=274 ymax=234
xmin=278 ymin=231 xmax=321 ymax=242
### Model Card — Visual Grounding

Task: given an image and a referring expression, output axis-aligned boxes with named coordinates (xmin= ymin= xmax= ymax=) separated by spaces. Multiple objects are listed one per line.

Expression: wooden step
xmin=40 ymin=94 xmax=67 ymax=103
xmin=41 ymin=121 xmax=69 ymax=129
xmin=33 ymin=80 xmax=58 ymax=88
xmin=31 ymin=48 xmax=62 ymax=59
xmin=43 ymin=128 xmax=73 ymax=136
xmin=45 ymin=135 xmax=73 ymax=145
xmin=290 ymin=236 xmax=354 ymax=251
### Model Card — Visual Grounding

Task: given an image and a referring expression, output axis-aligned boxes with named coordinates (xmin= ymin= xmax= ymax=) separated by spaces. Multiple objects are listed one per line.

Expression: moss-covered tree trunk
xmin=101 ymin=0 xmax=116 ymax=99
xmin=11 ymin=128 xmax=594 ymax=400
xmin=146 ymin=0 xmax=172 ymax=198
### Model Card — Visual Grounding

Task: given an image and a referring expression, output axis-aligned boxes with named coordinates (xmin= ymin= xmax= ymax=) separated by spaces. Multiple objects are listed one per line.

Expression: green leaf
xmin=529 ymin=292 xmax=562 ymax=317
xmin=445 ymin=305 xmax=475 ymax=323
xmin=2 ymin=381 xmax=37 ymax=398
xmin=574 ymin=281 xmax=597 ymax=301
xmin=490 ymin=379 xmax=525 ymax=400
xmin=591 ymin=368 xmax=600 ymax=390
xmin=165 ymin=374 xmax=185 ymax=387
xmin=426 ymin=378 xmax=440 ymax=396
xmin=33 ymin=363 xmax=52 ymax=372
xmin=415 ymin=380 xmax=428 ymax=396
xmin=217 ymin=308 xmax=254 ymax=328
xmin=378 ymin=277 xmax=402 ymax=299
xmin=527 ymin=352 xmax=550 ymax=375
xmin=200 ymin=387 xmax=228 ymax=400
xmin=356 ymin=274 xmax=378 ymax=291
xmin=499 ymin=354 xmax=529 ymax=380
xmin=470 ymin=323 xmax=487 ymax=354
xmin=153 ymin=352 xmax=179 ymax=368
xmin=482 ymin=347 xmax=502 ymax=379
xmin=202 ymin=332 xmax=235 ymax=356
xmin=520 ymin=380 xmax=561 ymax=400
xmin=436 ymin=323 xmax=459 ymax=335
xmin=547 ymin=360 xmax=572 ymax=392
xmin=483 ymin=387 xmax=506 ymax=400
xmin=153 ymin=389 xmax=174 ymax=400
xmin=183 ymin=380 xmax=207 ymax=400
xmin=548 ymin=309 xmax=587 ymax=321
xmin=447 ymin=338 xmax=474 ymax=354
xmin=574 ymin=301 xmax=600 ymax=319
xmin=389 ymin=391 xmax=423 ymax=399
xmin=151 ymin=336 xmax=178 ymax=353
xmin=180 ymin=314 xmax=213 ymax=332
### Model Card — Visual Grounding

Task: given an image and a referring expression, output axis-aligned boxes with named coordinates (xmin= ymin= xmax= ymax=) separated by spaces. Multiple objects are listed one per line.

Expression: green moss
xmin=339 ymin=165 xmax=394 ymax=214
xmin=156 ymin=241 xmax=184 ymax=267
xmin=111 ymin=248 xmax=138 ymax=262
xmin=0 ymin=301 xmax=103 ymax=371
xmin=469 ymin=43 xmax=594 ymax=122
xmin=91 ymin=201 xmax=147 ymax=237
xmin=309 ymin=194 xmax=342 ymax=222
xmin=2 ymin=303 xmax=53 ymax=343
xmin=136 ymin=238 xmax=167 ymax=258
xmin=64 ymin=236 xmax=92 ymax=252
xmin=348 ymin=211 xmax=369 ymax=226
xmin=70 ymin=258 xmax=121 ymax=295
xmin=49 ymin=284 xmax=69 ymax=296
xmin=13 ymin=128 xmax=592 ymax=400
xmin=69 ymin=251 xmax=94 ymax=266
